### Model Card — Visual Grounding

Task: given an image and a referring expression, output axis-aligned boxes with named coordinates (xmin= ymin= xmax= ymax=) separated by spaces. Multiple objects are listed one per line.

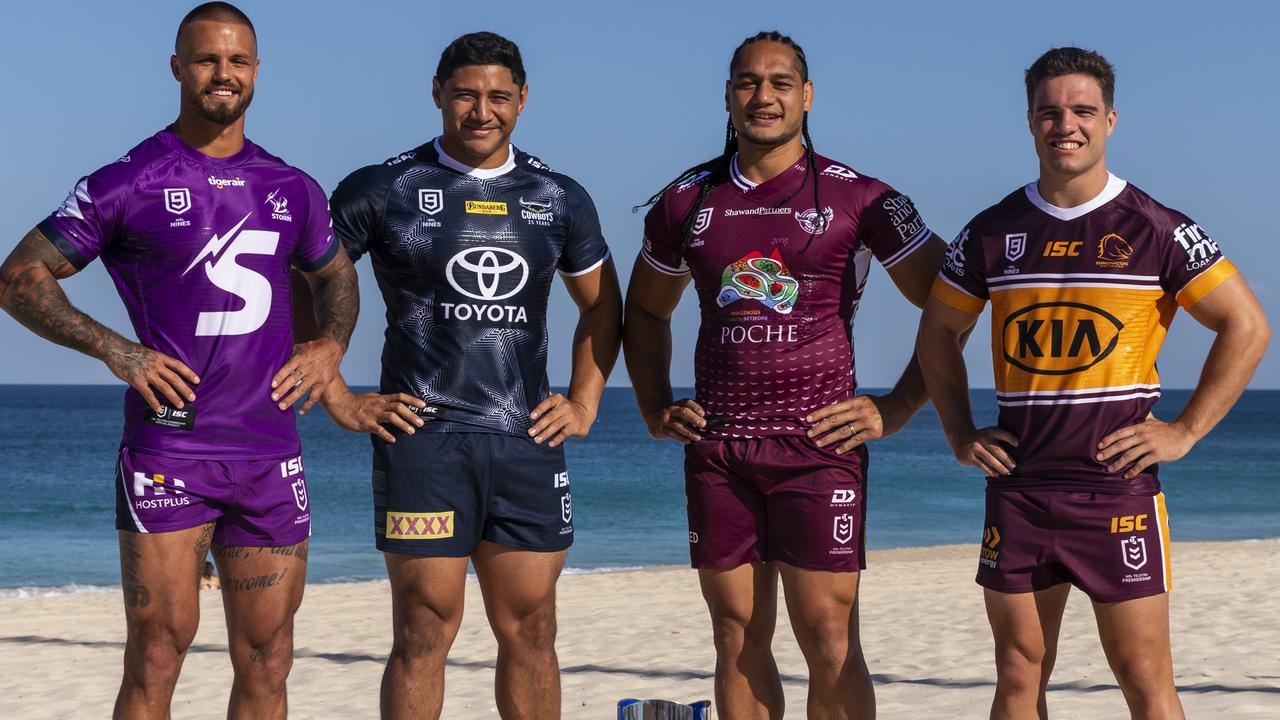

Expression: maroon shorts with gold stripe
xmin=977 ymin=488 xmax=1172 ymax=603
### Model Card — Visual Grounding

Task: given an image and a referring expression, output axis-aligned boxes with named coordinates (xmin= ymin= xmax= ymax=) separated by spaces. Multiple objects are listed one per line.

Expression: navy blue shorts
xmin=372 ymin=432 xmax=573 ymax=556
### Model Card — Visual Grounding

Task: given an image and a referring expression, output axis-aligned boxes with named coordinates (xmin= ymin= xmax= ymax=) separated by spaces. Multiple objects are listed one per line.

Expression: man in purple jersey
xmin=624 ymin=32 xmax=947 ymax=718
xmin=917 ymin=48 xmax=1269 ymax=718
xmin=0 ymin=4 xmax=358 ymax=718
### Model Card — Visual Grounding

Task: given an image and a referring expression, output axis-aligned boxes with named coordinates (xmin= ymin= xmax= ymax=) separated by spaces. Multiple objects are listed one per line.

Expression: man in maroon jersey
xmin=918 ymin=47 xmax=1269 ymax=718
xmin=624 ymin=31 xmax=946 ymax=718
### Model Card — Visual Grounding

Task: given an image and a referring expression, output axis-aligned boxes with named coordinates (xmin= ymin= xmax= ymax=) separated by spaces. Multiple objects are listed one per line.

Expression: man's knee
xmin=993 ymin=642 xmax=1048 ymax=693
xmin=709 ymin=607 xmax=772 ymax=660
xmin=393 ymin=601 xmax=463 ymax=667
xmin=791 ymin=610 xmax=853 ymax=672
xmin=1110 ymin=653 xmax=1174 ymax=699
xmin=125 ymin=618 xmax=196 ymax=688
xmin=493 ymin=601 xmax=558 ymax=656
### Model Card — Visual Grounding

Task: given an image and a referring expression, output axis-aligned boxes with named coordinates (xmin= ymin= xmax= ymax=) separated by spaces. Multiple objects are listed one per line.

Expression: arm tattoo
xmin=0 ymin=229 xmax=129 ymax=363
xmin=305 ymin=255 xmax=359 ymax=350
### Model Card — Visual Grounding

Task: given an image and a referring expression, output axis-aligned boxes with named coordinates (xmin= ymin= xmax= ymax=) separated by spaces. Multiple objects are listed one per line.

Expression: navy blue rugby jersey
xmin=331 ymin=138 xmax=610 ymax=435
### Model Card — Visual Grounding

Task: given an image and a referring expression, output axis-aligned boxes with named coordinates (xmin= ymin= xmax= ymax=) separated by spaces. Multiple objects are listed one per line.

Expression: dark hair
xmin=176 ymin=2 xmax=256 ymax=52
xmin=1025 ymin=47 xmax=1115 ymax=110
xmin=436 ymin=32 xmax=526 ymax=87
xmin=637 ymin=31 xmax=821 ymax=256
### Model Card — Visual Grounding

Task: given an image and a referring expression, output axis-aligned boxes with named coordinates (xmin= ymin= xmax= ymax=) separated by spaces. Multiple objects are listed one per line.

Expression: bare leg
xmin=473 ymin=541 xmax=566 ymax=719
xmin=698 ymin=563 xmax=784 ymax=720
xmin=113 ymin=523 xmax=214 ymax=720
xmin=776 ymin=563 xmax=870 ymax=719
xmin=984 ymin=584 xmax=1071 ymax=720
xmin=213 ymin=540 xmax=309 ymax=720
xmin=379 ymin=552 xmax=469 ymax=720
xmin=1093 ymin=593 xmax=1184 ymax=719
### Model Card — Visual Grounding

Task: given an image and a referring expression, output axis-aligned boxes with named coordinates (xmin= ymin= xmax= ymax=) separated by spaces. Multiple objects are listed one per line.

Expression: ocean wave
xmin=0 ymin=583 xmax=118 ymax=598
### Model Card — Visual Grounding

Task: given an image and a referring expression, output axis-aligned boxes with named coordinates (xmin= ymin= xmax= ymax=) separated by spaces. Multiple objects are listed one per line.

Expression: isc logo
xmin=1110 ymin=514 xmax=1148 ymax=533
xmin=279 ymin=457 xmax=303 ymax=477
xmin=1003 ymin=302 xmax=1124 ymax=375
xmin=1042 ymin=241 xmax=1082 ymax=257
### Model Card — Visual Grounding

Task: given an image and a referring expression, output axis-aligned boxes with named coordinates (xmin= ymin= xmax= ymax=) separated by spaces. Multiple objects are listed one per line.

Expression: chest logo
xmin=795 ymin=207 xmax=833 ymax=235
xmin=716 ymin=250 xmax=798 ymax=315
xmin=693 ymin=207 xmax=714 ymax=235
xmin=445 ymin=246 xmax=529 ymax=301
xmin=164 ymin=188 xmax=191 ymax=215
xmin=183 ymin=213 xmax=281 ymax=337
xmin=1097 ymin=233 xmax=1133 ymax=268
xmin=419 ymin=189 xmax=444 ymax=216
xmin=1005 ymin=233 xmax=1027 ymax=262
xmin=1002 ymin=301 xmax=1124 ymax=375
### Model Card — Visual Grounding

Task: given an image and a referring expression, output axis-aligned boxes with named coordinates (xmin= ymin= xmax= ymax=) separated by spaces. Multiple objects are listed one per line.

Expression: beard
xmin=184 ymin=82 xmax=254 ymax=125
xmin=736 ymin=119 xmax=802 ymax=150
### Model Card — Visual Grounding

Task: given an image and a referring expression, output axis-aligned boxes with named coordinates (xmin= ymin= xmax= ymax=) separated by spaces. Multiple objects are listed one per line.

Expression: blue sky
xmin=2 ymin=0 xmax=1276 ymax=388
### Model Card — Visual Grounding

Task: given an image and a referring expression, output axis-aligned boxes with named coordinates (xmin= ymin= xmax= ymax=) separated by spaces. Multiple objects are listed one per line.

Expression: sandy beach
xmin=1 ymin=540 xmax=1276 ymax=718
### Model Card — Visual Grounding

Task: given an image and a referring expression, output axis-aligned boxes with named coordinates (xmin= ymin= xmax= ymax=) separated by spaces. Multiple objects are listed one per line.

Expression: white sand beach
xmin=1 ymin=540 xmax=1276 ymax=718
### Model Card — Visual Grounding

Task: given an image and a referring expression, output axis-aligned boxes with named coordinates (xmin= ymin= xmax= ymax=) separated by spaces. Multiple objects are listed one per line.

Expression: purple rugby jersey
xmin=642 ymin=154 xmax=934 ymax=439
xmin=39 ymin=128 xmax=337 ymax=459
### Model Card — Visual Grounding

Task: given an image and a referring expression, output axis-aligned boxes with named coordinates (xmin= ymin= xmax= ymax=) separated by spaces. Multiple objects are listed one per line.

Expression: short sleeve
xmin=329 ymin=165 xmax=388 ymax=263
xmin=856 ymin=181 xmax=934 ymax=269
xmin=930 ymin=224 xmax=989 ymax=315
xmin=38 ymin=164 xmax=133 ymax=271
xmin=557 ymin=181 xmax=611 ymax=276
xmin=292 ymin=174 xmax=338 ymax=271
xmin=639 ymin=188 xmax=692 ymax=276
xmin=1159 ymin=215 xmax=1238 ymax=309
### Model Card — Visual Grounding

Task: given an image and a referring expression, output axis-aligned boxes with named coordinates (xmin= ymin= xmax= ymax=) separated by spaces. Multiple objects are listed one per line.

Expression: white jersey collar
xmin=729 ymin=154 xmax=759 ymax=192
xmin=1025 ymin=172 xmax=1127 ymax=221
xmin=434 ymin=137 xmax=516 ymax=179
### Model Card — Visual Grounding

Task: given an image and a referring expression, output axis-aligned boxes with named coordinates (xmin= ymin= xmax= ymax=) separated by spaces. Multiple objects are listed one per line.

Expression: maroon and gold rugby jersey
xmin=933 ymin=174 xmax=1237 ymax=493
xmin=643 ymin=154 xmax=934 ymax=439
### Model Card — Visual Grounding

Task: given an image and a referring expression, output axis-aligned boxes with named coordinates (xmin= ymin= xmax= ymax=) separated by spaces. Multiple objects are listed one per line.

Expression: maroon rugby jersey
xmin=932 ymin=174 xmax=1238 ymax=493
xmin=642 ymin=154 xmax=934 ymax=439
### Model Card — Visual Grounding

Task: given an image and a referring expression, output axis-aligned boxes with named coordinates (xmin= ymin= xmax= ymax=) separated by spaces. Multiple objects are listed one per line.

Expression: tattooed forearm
xmin=0 ymin=228 xmax=130 ymax=363
xmin=269 ymin=540 xmax=309 ymax=563
xmin=306 ymin=254 xmax=358 ymax=350
xmin=118 ymin=532 xmax=151 ymax=609
xmin=222 ymin=567 xmax=290 ymax=592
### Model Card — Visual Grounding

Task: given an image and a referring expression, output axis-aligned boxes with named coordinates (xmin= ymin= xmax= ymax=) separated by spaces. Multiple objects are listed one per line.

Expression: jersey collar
xmin=729 ymin=154 xmax=759 ymax=192
xmin=1025 ymin=172 xmax=1127 ymax=221
xmin=433 ymin=137 xmax=517 ymax=179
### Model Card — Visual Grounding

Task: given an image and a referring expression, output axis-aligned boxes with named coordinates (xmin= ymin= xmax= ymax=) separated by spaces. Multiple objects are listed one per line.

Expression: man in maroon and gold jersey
xmin=625 ymin=31 xmax=946 ymax=719
xmin=918 ymin=47 xmax=1269 ymax=719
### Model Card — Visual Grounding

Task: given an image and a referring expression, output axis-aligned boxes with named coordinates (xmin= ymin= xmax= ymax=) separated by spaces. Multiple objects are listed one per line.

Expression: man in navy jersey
xmin=918 ymin=47 xmax=1269 ymax=718
xmin=0 ymin=3 xmax=357 ymax=718
xmin=313 ymin=32 xmax=621 ymax=719
xmin=625 ymin=31 xmax=947 ymax=719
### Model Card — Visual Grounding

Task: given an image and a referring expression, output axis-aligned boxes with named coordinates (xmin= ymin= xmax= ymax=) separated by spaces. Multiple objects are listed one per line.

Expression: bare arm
xmin=806 ymin=237 xmax=946 ymax=453
xmin=269 ymin=251 xmax=360 ymax=413
xmin=621 ymin=259 xmax=705 ymax=443
xmin=0 ymin=227 xmax=199 ymax=411
xmin=917 ymin=293 xmax=1018 ymax=476
xmin=528 ymin=258 xmax=623 ymax=446
xmin=1097 ymin=273 xmax=1270 ymax=477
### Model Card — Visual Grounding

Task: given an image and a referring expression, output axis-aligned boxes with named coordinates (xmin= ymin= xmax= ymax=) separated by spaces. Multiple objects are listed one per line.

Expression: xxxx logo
xmin=385 ymin=511 xmax=454 ymax=540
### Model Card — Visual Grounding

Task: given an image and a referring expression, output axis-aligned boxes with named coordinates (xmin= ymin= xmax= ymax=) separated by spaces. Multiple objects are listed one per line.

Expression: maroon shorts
xmin=115 ymin=446 xmax=311 ymax=547
xmin=684 ymin=437 xmax=867 ymax=571
xmin=977 ymin=488 xmax=1172 ymax=603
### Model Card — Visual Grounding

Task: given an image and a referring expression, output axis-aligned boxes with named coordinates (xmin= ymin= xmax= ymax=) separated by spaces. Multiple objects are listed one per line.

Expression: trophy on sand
xmin=617 ymin=698 xmax=712 ymax=719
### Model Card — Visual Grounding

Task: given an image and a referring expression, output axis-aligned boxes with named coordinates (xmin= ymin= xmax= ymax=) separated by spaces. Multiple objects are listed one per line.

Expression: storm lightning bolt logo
xmin=183 ymin=213 xmax=281 ymax=336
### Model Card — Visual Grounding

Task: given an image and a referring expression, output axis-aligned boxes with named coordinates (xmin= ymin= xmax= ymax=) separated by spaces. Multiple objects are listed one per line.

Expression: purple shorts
xmin=114 ymin=446 xmax=311 ymax=547
xmin=977 ymin=488 xmax=1172 ymax=603
xmin=684 ymin=437 xmax=867 ymax=572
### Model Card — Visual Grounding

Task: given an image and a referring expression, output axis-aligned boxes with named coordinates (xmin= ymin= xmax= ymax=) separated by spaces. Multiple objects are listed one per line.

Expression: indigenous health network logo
xmin=716 ymin=250 xmax=799 ymax=315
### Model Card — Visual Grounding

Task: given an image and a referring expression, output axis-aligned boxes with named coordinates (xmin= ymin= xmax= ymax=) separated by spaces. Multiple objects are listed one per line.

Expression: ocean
xmin=0 ymin=386 xmax=1276 ymax=591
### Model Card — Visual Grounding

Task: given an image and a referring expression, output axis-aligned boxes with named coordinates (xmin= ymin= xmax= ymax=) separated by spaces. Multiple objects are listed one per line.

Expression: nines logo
xmin=208 ymin=176 xmax=246 ymax=190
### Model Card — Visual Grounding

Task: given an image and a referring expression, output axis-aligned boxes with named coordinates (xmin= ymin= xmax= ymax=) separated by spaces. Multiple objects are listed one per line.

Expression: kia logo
xmin=445 ymin=247 xmax=529 ymax=301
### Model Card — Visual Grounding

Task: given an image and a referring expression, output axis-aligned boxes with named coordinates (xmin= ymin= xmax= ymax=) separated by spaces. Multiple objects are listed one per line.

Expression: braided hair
xmin=636 ymin=31 xmax=823 ymax=257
